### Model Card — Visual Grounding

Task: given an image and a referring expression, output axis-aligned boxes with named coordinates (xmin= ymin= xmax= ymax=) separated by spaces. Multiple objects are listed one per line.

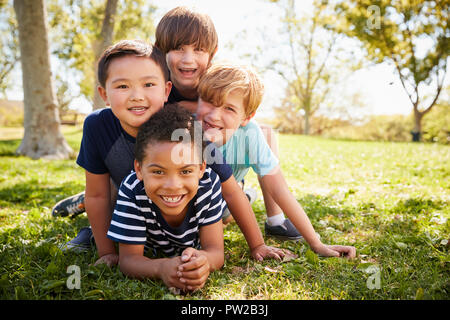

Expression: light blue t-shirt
xmin=218 ymin=120 xmax=279 ymax=182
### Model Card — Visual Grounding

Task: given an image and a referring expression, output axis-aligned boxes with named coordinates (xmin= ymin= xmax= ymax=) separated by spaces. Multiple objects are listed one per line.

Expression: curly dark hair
xmin=135 ymin=103 xmax=205 ymax=163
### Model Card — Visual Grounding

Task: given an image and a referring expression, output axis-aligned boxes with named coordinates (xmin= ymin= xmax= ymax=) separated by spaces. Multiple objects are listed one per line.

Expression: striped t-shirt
xmin=107 ymin=166 xmax=225 ymax=257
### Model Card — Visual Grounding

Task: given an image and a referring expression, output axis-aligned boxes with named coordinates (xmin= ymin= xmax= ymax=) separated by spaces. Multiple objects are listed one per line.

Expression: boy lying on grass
xmin=107 ymin=104 xmax=224 ymax=292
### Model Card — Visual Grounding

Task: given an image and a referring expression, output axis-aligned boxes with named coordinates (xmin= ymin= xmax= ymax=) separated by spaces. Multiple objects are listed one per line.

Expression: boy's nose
xmin=181 ymin=49 xmax=195 ymax=64
xmin=129 ymin=87 xmax=145 ymax=101
xmin=163 ymin=175 xmax=183 ymax=190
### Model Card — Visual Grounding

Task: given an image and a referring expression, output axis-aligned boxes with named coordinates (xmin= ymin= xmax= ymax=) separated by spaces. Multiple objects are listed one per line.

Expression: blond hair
xmin=197 ymin=63 xmax=264 ymax=117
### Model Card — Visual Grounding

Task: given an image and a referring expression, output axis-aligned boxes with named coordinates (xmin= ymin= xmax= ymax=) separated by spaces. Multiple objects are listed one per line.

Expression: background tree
xmin=333 ymin=0 xmax=449 ymax=141
xmin=265 ymin=0 xmax=362 ymax=135
xmin=13 ymin=0 xmax=72 ymax=159
xmin=0 ymin=1 xmax=19 ymax=98
xmin=48 ymin=0 xmax=157 ymax=110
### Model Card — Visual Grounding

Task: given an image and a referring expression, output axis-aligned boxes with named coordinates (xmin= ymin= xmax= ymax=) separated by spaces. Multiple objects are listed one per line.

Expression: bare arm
xmin=260 ymin=166 xmax=356 ymax=258
xmin=221 ymin=176 xmax=264 ymax=251
xmin=221 ymin=176 xmax=294 ymax=261
xmin=84 ymin=171 xmax=116 ymax=258
xmin=118 ymin=243 xmax=185 ymax=289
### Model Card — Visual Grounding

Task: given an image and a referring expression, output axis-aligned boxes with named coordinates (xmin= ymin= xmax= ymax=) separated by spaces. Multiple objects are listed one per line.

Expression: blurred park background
xmin=0 ymin=0 xmax=448 ymax=158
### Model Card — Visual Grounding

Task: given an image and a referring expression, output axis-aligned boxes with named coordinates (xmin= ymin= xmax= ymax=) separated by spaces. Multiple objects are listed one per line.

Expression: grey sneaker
xmin=52 ymin=191 xmax=85 ymax=218
xmin=265 ymin=218 xmax=304 ymax=241
xmin=60 ymin=227 xmax=95 ymax=252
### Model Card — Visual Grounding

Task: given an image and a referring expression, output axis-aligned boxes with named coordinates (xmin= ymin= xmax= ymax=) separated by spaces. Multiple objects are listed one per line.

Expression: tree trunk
xmin=411 ymin=107 xmax=423 ymax=142
xmin=304 ymin=109 xmax=310 ymax=135
xmin=13 ymin=0 xmax=73 ymax=160
xmin=92 ymin=0 xmax=118 ymax=110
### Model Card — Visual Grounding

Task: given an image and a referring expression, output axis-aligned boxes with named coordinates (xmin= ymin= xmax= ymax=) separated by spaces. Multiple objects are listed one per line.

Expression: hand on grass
xmin=251 ymin=244 xmax=297 ymax=262
xmin=177 ymin=247 xmax=211 ymax=291
xmin=313 ymin=243 xmax=357 ymax=259
xmin=93 ymin=253 xmax=119 ymax=267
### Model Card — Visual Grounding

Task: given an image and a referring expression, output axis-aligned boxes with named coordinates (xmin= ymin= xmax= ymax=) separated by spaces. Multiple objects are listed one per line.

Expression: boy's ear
xmin=164 ymin=81 xmax=173 ymax=103
xmin=97 ymin=86 xmax=110 ymax=105
xmin=198 ymin=160 xmax=206 ymax=179
xmin=240 ymin=112 xmax=256 ymax=127
xmin=134 ymin=159 xmax=143 ymax=181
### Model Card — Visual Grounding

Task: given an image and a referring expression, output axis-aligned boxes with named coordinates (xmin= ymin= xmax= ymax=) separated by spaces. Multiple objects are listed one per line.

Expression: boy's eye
xmin=225 ymin=106 xmax=236 ymax=113
xmin=116 ymin=84 xmax=128 ymax=89
xmin=181 ymin=169 xmax=192 ymax=175
xmin=152 ymin=170 xmax=163 ymax=175
xmin=144 ymin=83 xmax=154 ymax=88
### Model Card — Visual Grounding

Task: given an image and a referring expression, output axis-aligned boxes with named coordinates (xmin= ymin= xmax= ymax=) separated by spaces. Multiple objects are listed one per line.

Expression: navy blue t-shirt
xmin=76 ymin=108 xmax=232 ymax=188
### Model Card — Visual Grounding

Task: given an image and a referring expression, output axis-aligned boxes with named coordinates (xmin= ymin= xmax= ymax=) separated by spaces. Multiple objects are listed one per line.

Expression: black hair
xmin=135 ymin=103 xmax=205 ymax=163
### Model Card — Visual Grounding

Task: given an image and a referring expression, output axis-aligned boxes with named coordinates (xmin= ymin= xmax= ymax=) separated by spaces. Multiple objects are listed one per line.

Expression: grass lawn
xmin=0 ymin=126 xmax=448 ymax=300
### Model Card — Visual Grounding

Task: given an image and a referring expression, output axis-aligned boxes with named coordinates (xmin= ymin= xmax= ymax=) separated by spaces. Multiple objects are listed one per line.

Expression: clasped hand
xmin=161 ymin=247 xmax=210 ymax=293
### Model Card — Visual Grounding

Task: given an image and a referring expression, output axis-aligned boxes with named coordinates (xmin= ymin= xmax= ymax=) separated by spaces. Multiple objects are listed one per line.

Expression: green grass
xmin=0 ymin=129 xmax=449 ymax=300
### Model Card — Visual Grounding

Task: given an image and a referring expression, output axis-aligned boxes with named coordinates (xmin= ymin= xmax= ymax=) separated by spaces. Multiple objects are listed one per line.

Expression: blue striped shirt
xmin=107 ymin=167 xmax=225 ymax=257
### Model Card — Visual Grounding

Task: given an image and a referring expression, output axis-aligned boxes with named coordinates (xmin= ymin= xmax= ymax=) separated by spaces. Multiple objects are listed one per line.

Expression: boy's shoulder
xmin=84 ymin=107 xmax=116 ymax=126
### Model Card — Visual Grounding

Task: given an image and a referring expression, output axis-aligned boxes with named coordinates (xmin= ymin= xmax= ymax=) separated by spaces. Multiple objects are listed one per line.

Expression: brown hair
xmin=155 ymin=6 xmax=218 ymax=58
xmin=197 ymin=62 xmax=264 ymax=117
xmin=97 ymin=39 xmax=169 ymax=88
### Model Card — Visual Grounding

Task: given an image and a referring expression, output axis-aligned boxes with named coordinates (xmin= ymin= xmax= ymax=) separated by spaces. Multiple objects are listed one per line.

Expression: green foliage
xmin=47 ymin=0 xmax=157 ymax=102
xmin=0 ymin=132 xmax=449 ymax=299
xmin=422 ymin=103 xmax=450 ymax=144
xmin=333 ymin=0 xmax=449 ymax=135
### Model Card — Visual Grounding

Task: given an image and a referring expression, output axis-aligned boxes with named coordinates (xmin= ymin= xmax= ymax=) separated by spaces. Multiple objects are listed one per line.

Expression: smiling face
xmin=135 ymin=141 xmax=205 ymax=226
xmin=165 ymin=44 xmax=211 ymax=99
xmin=196 ymin=89 xmax=254 ymax=146
xmin=98 ymin=55 xmax=172 ymax=137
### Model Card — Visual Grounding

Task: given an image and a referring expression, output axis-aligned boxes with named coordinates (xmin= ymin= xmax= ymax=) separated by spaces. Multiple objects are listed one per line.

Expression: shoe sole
xmin=265 ymin=232 xmax=304 ymax=242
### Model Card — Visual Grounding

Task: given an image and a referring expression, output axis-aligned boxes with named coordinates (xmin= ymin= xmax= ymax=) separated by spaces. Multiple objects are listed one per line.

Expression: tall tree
xmin=266 ymin=0 xmax=361 ymax=134
xmin=13 ymin=0 xmax=72 ymax=159
xmin=334 ymin=0 xmax=449 ymax=141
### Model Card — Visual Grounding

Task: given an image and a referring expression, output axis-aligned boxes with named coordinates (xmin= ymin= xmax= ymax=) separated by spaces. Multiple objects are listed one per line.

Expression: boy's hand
xmin=251 ymin=244 xmax=297 ymax=262
xmin=177 ymin=247 xmax=210 ymax=291
xmin=92 ymin=253 xmax=119 ymax=267
xmin=313 ymin=243 xmax=357 ymax=259
xmin=159 ymin=257 xmax=186 ymax=290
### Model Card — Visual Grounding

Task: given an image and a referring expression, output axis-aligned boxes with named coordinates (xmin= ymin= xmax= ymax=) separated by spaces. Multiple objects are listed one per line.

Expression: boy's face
xmin=135 ymin=141 xmax=206 ymax=224
xmin=166 ymin=44 xmax=212 ymax=95
xmin=196 ymin=89 xmax=254 ymax=146
xmin=98 ymin=55 xmax=172 ymax=137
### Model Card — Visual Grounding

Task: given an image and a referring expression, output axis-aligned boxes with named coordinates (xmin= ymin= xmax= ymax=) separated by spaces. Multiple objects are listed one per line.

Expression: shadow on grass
xmin=0 ymin=181 xmax=84 ymax=208
xmin=0 ymin=139 xmax=21 ymax=157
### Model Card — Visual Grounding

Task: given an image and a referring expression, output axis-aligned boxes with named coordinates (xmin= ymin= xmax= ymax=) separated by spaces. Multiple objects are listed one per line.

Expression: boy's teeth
xmin=162 ymin=195 xmax=182 ymax=203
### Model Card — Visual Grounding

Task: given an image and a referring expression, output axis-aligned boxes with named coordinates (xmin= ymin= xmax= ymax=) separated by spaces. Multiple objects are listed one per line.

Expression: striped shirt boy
xmin=107 ymin=166 xmax=225 ymax=257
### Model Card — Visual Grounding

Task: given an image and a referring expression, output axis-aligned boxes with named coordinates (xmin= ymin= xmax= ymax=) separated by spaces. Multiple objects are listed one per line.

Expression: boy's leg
xmin=258 ymin=124 xmax=284 ymax=222
xmin=259 ymin=124 xmax=302 ymax=241
xmin=60 ymin=181 xmax=118 ymax=251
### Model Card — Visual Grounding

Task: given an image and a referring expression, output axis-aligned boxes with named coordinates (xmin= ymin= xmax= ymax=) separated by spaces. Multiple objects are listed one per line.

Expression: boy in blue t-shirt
xmin=108 ymin=104 xmax=224 ymax=292
xmin=196 ymin=62 xmax=357 ymax=259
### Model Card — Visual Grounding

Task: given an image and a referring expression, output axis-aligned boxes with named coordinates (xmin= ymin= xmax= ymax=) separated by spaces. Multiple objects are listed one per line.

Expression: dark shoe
xmin=60 ymin=227 xmax=95 ymax=252
xmin=52 ymin=192 xmax=85 ymax=218
xmin=265 ymin=218 xmax=304 ymax=241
